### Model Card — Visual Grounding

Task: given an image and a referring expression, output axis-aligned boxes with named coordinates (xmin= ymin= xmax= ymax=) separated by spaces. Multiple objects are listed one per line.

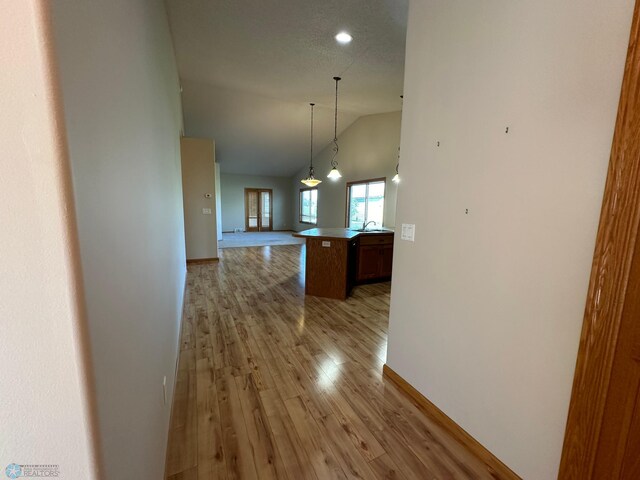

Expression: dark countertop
xmin=292 ymin=227 xmax=394 ymax=240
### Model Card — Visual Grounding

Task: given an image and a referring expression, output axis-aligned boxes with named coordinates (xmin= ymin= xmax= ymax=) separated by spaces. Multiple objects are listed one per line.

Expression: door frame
xmin=559 ymin=2 xmax=640 ymax=477
xmin=244 ymin=188 xmax=273 ymax=232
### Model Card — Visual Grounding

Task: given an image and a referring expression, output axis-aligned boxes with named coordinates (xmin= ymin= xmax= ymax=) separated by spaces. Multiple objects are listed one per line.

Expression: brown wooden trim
xmin=186 ymin=257 xmax=220 ymax=264
xmin=266 ymin=189 xmax=273 ymax=231
xmin=244 ymin=188 xmax=251 ymax=231
xmin=244 ymin=188 xmax=273 ymax=232
xmin=345 ymin=177 xmax=387 ymax=228
xmin=299 ymin=187 xmax=318 ymax=225
xmin=383 ymin=364 xmax=521 ymax=480
xmin=559 ymin=3 xmax=640 ymax=478
xmin=345 ymin=177 xmax=387 ymax=187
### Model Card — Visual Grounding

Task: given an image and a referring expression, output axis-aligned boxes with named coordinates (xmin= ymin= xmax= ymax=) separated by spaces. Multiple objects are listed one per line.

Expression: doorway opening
xmin=244 ymin=188 xmax=273 ymax=232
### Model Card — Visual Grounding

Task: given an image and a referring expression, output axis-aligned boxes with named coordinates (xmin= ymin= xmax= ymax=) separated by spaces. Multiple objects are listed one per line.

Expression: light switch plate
xmin=322 ymin=241 xmax=331 ymax=247
xmin=202 ymin=208 xmax=212 ymax=215
xmin=401 ymin=224 xmax=415 ymax=242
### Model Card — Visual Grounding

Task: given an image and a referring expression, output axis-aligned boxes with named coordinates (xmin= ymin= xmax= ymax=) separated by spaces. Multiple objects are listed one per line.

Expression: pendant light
xmin=392 ymin=95 xmax=403 ymax=183
xmin=327 ymin=76 xmax=343 ymax=180
xmin=301 ymin=103 xmax=322 ymax=187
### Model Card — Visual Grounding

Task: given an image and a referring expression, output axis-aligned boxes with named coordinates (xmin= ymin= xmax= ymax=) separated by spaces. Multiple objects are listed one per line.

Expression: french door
xmin=244 ymin=188 xmax=273 ymax=232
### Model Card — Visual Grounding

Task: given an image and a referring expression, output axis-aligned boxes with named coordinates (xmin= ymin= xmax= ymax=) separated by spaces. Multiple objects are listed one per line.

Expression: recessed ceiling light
xmin=335 ymin=32 xmax=353 ymax=44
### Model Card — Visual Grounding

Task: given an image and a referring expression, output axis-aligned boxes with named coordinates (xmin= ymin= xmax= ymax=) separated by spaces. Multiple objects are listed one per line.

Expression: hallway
xmin=165 ymin=245 xmax=500 ymax=479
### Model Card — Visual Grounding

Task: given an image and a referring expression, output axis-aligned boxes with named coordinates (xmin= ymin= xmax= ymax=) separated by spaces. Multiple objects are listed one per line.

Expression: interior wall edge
xmin=35 ymin=0 xmax=103 ymax=477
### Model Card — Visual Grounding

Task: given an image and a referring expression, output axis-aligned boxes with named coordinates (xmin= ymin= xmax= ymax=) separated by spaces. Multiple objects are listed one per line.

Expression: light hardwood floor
xmin=166 ymin=245 xmax=503 ymax=479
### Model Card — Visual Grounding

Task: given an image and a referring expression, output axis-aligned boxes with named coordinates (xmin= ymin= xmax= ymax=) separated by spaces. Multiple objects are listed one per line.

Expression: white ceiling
xmin=165 ymin=0 xmax=408 ymax=176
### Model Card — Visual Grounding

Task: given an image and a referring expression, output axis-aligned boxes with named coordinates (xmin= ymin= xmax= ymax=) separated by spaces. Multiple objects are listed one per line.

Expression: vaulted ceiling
xmin=165 ymin=0 xmax=408 ymax=176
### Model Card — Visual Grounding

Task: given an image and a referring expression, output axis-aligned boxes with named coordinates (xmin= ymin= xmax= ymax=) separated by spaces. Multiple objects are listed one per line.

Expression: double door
xmin=245 ymin=188 xmax=272 ymax=232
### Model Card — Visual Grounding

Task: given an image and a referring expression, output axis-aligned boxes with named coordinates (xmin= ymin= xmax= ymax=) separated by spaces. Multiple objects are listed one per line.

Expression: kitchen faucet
xmin=362 ymin=220 xmax=377 ymax=231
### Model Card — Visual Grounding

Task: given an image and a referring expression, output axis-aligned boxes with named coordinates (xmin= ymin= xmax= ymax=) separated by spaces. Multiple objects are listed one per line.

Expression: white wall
xmin=387 ymin=1 xmax=634 ymax=479
xmin=291 ymin=111 xmax=402 ymax=231
xmin=220 ymin=173 xmax=292 ymax=231
xmin=0 ymin=2 xmax=100 ymax=478
xmin=51 ymin=1 xmax=186 ymax=479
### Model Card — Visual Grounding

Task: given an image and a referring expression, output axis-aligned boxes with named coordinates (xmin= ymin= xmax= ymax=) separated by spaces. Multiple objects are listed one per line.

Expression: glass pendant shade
xmin=327 ymin=166 xmax=341 ymax=180
xmin=301 ymin=175 xmax=322 ymax=187
xmin=301 ymin=103 xmax=322 ymax=187
xmin=392 ymin=160 xmax=400 ymax=183
xmin=327 ymin=167 xmax=342 ymax=180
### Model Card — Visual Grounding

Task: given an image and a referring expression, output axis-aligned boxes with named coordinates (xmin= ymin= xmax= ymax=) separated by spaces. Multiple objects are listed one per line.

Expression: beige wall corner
xmin=50 ymin=1 xmax=187 ymax=479
xmin=0 ymin=1 xmax=102 ymax=478
xmin=387 ymin=1 xmax=634 ymax=479
xmin=181 ymin=137 xmax=220 ymax=259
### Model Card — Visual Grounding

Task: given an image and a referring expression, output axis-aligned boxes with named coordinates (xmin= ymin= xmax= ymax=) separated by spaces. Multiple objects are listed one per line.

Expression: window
xmin=347 ymin=178 xmax=385 ymax=229
xmin=299 ymin=188 xmax=318 ymax=224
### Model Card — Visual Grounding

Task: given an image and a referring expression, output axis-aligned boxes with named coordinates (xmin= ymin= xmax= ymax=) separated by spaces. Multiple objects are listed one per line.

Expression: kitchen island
xmin=293 ymin=228 xmax=394 ymax=300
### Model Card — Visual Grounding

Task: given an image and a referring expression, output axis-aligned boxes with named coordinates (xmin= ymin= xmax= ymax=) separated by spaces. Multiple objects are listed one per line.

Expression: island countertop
xmin=293 ymin=227 xmax=394 ymax=300
xmin=292 ymin=227 xmax=394 ymax=240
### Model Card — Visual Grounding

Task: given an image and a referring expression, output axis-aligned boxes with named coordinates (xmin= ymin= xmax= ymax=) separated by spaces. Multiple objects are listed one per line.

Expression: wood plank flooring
xmin=165 ymin=245 xmax=504 ymax=479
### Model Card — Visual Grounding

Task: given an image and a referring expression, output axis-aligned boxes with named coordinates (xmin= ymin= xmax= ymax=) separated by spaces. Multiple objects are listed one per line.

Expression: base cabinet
xmin=357 ymin=245 xmax=382 ymax=280
xmin=356 ymin=234 xmax=394 ymax=283
xmin=380 ymin=244 xmax=394 ymax=277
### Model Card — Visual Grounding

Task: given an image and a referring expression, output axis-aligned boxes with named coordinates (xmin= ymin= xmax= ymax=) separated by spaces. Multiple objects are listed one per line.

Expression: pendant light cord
xmin=309 ymin=103 xmax=315 ymax=173
xmin=333 ymin=77 xmax=339 ymax=142
xmin=396 ymin=95 xmax=403 ymax=173
xmin=301 ymin=102 xmax=321 ymax=186
xmin=331 ymin=77 xmax=341 ymax=168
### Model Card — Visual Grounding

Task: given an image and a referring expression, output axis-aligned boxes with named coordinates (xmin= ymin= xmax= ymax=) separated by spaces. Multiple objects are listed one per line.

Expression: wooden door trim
xmin=244 ymin=188 xmax=273 ymax=232
xmin=244 ymin=188 xmax=256 ymax=232
xmin=559 ymin=2 xmax=640 ymax=478
xmin=259 ymin=188 xmax=273 ymax=232
xmin=264 ymin=188 xmax=273 ymax=231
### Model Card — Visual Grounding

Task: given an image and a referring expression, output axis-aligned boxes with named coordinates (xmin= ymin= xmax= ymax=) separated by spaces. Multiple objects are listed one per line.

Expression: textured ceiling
xmin=165 ymin=0 xmax=408 ymax=176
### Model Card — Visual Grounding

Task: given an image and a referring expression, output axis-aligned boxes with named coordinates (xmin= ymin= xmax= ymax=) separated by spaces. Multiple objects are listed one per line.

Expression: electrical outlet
xmin=163 ymin=376 xmax=167 ymax=406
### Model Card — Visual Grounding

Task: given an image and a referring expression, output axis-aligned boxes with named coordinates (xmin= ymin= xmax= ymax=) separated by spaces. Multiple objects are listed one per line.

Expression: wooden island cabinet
xmin=293 ymin=228 xmax=394 ymax=300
